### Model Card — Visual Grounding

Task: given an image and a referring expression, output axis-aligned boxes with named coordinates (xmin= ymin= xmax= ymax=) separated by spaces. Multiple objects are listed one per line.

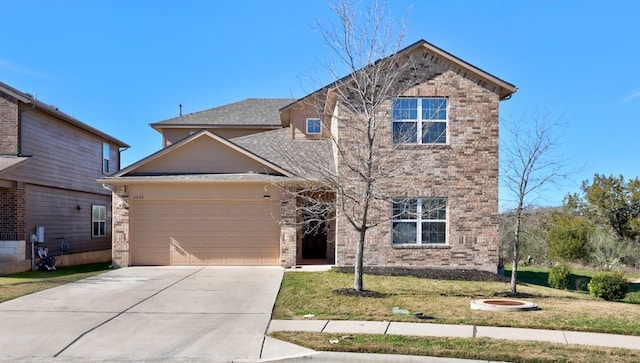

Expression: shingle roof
xmin=150 ymin=98 xmax=295 ymax=128
xmin=232 ymin=128 xmax=334 ymax=180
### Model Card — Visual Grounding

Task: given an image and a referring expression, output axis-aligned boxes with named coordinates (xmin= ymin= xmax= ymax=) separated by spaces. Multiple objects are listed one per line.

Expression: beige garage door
xmin=131 ymin=200 xmax=281 ymax=266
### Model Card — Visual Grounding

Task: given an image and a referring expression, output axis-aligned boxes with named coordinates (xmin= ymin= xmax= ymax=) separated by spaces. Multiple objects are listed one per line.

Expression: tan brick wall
xmin=0 ymin=92 xmax=19 ymax=155
xmin=335 ymin=59 xmax=500 ymax=272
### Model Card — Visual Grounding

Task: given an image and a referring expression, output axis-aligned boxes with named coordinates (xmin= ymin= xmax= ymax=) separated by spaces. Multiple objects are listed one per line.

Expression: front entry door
xmin=302 ymin=219 xmax=327 ymax=259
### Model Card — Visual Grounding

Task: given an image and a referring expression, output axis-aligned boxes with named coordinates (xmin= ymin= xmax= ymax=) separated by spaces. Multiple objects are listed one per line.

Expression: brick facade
xmin=0 ymin=184 xmax=26 ymax=241
xmin=0 ymin=92 xmax=19 ymax=155
xmin=334 ymin=56 xmax=501 ymax=272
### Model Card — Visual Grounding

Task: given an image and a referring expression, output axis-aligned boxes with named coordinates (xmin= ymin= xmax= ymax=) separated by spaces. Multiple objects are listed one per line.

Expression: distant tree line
xmin=500 ymin=174 xmax=640 ymax=270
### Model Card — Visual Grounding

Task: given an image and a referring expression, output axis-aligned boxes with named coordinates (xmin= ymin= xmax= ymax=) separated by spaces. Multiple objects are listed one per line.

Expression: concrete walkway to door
xmin=0 ymin=266 xmax=284 ymax=362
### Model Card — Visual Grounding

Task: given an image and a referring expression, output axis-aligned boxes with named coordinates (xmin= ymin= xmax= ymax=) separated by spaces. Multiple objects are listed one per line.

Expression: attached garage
xmin=131 ymin=200 xmax=281 ymax=266
xmin=126 ymin=181 xmax=283 ymax=266
xmin=99 ymin=130 xmax=296 ymax=268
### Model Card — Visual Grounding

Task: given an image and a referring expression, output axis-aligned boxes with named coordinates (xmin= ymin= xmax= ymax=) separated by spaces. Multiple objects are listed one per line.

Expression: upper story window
xmin=92 ymin=205 xmax=107 ymax=238
xmin=392 ymin=97 xmax=447 ymax=144
xmin=306 ymin=118 xmax=322 ymax=134
xmin=392 ymin=198 xmax=447 ymax=244
xmin=102 ymin=142 xmax=110 ymax=174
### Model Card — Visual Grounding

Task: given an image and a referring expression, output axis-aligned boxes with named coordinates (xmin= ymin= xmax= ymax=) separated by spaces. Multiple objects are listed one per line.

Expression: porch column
xmin=280 ymin=187 xmax=297 ymax=267
xmin=111 ymin=185 xmax=130 ymax=268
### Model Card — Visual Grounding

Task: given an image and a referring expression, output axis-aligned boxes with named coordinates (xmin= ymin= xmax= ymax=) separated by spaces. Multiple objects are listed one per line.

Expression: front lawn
xmin=271 ymin=331 xmax=640 ymax=363
xmin=272 ymin=269 xmax=640 ymax=336
xmin=0 ymin=263 xmax=110 ymax=303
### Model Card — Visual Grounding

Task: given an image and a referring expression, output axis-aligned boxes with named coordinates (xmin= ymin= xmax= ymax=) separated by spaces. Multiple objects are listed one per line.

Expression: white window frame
xmin=306 ymin=118 xmax=322 ymax=134
xmin=392 ymin=97 xmax=448 ymax=145
xmin=391 ymin=198 xmax=447 ymax=245
xmin=102 ymin=142 xmax=110 ymax=174
xmin=92 ymin=205 xmax=107 ymax=238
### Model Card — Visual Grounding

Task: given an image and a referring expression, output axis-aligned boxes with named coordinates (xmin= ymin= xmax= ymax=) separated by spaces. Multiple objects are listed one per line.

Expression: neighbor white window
xmin=92 ymin=205 xmax=107 ymax=238
xmin=392 ymin=97 xmax=447 ymax=144
xmin=392 ymin=198 xmax=447 ymax=244
xmin=102 ymin=142 xmax=110 ymax=174
xmin=306 ymin=118 xmax=322 ymax=134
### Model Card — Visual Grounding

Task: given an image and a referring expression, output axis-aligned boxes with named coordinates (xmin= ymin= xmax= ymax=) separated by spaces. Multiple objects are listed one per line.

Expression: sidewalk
xmin=252 ymin=319 xmax=640 ymax=362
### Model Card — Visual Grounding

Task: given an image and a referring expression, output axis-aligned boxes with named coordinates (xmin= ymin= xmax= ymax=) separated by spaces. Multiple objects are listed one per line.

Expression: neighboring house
xmin=100 ymin=39 xmax=516 ymax=272
xmin=0 ymin=81 xmax=129 ymax=273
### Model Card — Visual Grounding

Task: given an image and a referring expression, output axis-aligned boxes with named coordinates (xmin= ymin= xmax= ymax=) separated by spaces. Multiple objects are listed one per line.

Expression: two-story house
xmin=0 ymin=81 xmax=129 ymax=273
xmin=100 ymin=39 xmax=516 ymax=272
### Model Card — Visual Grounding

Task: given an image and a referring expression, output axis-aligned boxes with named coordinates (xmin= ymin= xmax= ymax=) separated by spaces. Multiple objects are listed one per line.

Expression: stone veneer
xmin=111 ymin=185 xmax=130 ymax=268
xmin=279 ymin=188 xmax=297 ymax=267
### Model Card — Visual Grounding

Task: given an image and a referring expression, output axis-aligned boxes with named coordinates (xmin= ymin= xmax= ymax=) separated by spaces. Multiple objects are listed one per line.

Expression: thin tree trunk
xmin=354 ymin=229 xmax=365 ymax=291
xmin=510 ymin=207 xmax=522 ymax=294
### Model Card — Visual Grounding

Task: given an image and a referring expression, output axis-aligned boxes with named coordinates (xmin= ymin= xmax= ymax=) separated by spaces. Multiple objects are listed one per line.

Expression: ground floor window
xmin=392 ymin=198 xmax=447 ymax=244
xmin=92 ymin=205 xmax=107 ymax=238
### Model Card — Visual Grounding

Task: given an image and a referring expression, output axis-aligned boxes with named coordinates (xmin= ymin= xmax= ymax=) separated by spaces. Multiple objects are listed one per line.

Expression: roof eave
xmin=150 ymin=123 xmax=282 ymax=130
xmin=0 ymin=81 xmax=130 ymax=148
xmin=279 ymin=39 xmax=518 ymax=114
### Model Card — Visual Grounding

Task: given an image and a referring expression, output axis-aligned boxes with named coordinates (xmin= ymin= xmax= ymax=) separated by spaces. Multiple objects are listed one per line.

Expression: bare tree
xmin=275 ymin=0 xmax=450 ymax=292
xmin=501 ymin=110 xmax=571 ymax=294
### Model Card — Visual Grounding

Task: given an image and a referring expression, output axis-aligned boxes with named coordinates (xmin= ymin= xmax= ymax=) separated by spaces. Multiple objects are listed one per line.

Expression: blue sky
xmin=1 ymin=1 xmax=639 ymax=210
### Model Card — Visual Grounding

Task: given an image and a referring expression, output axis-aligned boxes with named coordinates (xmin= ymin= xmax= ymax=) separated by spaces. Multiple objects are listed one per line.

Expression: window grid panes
xmin=306 ymin=118 xmax=322 ymax=134
xmin=92 ymin=205 xmax=107 ymax=238
xmin=392 ymin=97 xmax=447 ymax=144
xmin=392 ymin=198 xmax=447 ymax=244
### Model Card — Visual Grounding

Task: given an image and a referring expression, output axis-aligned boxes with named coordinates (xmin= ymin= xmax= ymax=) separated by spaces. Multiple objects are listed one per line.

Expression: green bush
xmin=548 ymin=264 xmax=572 ymax=290
xmin=587 ymin=271 xmax=629 ymax=301
xmin=546 ymin=213 xmax=591 ymax=262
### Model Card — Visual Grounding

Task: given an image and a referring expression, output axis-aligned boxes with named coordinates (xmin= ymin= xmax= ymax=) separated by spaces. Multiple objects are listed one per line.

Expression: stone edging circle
xmin=470 ymin=298 xmax=538 ymax=312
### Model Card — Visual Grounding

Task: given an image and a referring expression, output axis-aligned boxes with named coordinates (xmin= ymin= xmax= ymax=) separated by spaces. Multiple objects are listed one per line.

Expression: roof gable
xmin=114 ymin=130 xmax=292 ymax=177
xmin=280 ymin=39 xmax=517 ymax=116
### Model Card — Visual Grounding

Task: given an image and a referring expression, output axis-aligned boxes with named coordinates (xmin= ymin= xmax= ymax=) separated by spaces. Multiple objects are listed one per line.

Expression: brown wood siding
xmin=4 ymin=108 xmax=117 ymax=195
xmin=24 ymin=183 xmax=111 ymax=257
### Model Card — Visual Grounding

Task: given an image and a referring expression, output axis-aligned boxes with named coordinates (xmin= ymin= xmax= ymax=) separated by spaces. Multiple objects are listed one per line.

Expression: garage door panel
xmin=132 ymin=200 xmax=280 ymax=266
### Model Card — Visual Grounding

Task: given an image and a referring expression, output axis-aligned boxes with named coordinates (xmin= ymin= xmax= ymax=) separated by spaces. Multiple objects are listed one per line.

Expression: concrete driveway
xmin=0 ymin=266 xmax=284 ymax=362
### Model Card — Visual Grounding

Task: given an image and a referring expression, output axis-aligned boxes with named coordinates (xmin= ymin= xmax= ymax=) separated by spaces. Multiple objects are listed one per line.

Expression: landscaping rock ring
xmin=470 ymin=299 xmax=538 ymax=312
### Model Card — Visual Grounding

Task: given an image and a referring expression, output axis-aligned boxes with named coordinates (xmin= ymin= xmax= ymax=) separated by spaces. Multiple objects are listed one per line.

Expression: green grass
xmin=271 ymin=331 xmax=640 ymax=362
xmin=273 ymin=269 xmax=640 ymax=361
xmin=273 ymin=269 xmax=640 ymax=335
xmin=0 ymin=263 xmax=111 ymax=303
